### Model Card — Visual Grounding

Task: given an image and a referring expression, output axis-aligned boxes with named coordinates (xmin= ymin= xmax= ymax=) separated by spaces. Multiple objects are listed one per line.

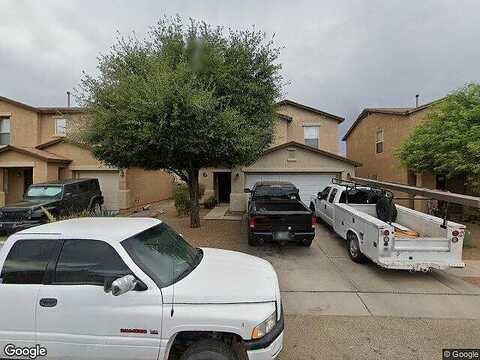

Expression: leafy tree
xmin=397 ymin=83 xmax=480 ymax=190
xmin=77 ymin=17 xmax=284 ymax=227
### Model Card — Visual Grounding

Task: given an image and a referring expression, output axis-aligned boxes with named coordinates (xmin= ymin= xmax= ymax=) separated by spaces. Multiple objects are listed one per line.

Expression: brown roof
xmin=0 ymin=95 xmax=84 ymax=114
xmin=263 ymin=141 xmax=361 ymax=166
xmin=0 ymin=145 xmax=71 ymax=164
xmin=36 ymin=138 xmax=65 ymax=149
xmin=342 ymin=98 xmax=444 ymax=141
xmin=277 ymin=99 xmax=344 ymax=123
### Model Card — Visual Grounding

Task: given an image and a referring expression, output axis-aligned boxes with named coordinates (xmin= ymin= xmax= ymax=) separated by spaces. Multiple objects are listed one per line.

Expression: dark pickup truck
xmin=0 ymin=178 xmax=103 ymax=233
xmin=245 ymin=181 xmax=315 ymax=247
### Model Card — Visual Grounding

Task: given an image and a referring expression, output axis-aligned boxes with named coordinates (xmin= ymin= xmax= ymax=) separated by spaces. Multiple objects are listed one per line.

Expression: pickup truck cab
xmin=245 ymin=181 xmax=315 ymax=247
xmin=310 ymin=181 xmax=466 ymax=272
xmin=0 ymin=218 xmax=283 ymax=360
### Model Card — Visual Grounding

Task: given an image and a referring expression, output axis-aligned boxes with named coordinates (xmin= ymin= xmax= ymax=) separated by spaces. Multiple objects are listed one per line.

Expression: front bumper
xmin=245 ymin=306 xmax=284 ymax=359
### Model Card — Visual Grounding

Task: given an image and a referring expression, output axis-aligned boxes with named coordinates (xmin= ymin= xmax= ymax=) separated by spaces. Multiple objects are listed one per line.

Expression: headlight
xmin=251 ymin=310 xmax=277 ymax=340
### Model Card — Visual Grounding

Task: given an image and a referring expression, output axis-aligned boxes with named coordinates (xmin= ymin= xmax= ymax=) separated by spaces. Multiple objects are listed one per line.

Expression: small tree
xmin=397 ymin=83 xmax=480 ymax=191
xmin=77 ymin=17 xmax=283 ymax=227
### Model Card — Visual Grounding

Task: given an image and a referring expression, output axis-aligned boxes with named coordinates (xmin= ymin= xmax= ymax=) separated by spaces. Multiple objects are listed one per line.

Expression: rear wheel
xmin=347 ymin=232 xmax=367 ymax=263
xmin=179 ymin=340 xmax=238 ymax=360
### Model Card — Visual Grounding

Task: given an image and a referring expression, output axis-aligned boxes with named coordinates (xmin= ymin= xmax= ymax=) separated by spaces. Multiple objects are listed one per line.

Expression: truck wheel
xmin=248 ymin=232 xmax=258 ymax=246
xmin=301 ymin=237 xmax=313 ymax=247
xmin=347 ymin=232 xmax=367 ymax=263
xmin=180 ymin=339 xmax=238 ymax=360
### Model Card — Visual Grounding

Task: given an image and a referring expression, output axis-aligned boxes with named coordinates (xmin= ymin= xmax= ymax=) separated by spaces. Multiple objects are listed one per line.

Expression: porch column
xmin=229 ymin=167 xmax=246 ymax=212
xmin=0 ymin=168 xmax=5 ymax=207
xmin=118 ymin=168 xmax=132 ymax=210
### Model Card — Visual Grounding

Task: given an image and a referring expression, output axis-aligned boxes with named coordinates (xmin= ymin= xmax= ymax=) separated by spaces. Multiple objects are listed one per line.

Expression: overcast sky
xmin=1 ymin=0 xmax=479 ymax=152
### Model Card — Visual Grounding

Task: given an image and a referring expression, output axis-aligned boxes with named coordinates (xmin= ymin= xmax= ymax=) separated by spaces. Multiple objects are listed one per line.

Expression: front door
xmin=36 ymin=239 xmax=162 ymax=360
xmin=23 ymin=168 xmax=33 ymax=193
xmin=0 ymin=239 xmax=60 ymax=353
xmin=216 ymin=172 xmax=231 ymax=203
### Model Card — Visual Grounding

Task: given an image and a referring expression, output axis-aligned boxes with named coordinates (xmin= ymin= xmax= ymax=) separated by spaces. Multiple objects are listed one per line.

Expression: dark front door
xmin=217 ymin=172 xmax=231 ymax=203
xmin=23 ymin=168 xmax=33 ymax=192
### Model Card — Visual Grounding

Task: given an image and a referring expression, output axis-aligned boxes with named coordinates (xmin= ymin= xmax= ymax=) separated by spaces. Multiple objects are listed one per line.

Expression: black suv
xmin=0 ymin=178 xmax=104 ymax=233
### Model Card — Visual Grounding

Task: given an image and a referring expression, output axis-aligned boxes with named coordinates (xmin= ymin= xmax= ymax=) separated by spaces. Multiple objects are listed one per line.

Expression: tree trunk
xmin=189 ymin=167 xmax=201 ymax=228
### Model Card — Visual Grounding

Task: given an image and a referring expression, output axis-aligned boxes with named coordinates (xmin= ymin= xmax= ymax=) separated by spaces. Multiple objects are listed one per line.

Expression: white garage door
xmin=245 ymin=173 xmax=338 ymax=205
xmin=74 ymin=170 xmax=120 ymax=211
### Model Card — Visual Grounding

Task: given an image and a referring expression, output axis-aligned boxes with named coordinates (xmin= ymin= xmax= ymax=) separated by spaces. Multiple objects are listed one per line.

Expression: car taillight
xmin=452 ymin=230 xmax=459 ymax=237
xmin=383 ymin=229 xmax=390 ymax=236
xmin=311 ymin=214 xmax=316 ymax=229
xmin=249 ymin=216 xmax=256 ymax=229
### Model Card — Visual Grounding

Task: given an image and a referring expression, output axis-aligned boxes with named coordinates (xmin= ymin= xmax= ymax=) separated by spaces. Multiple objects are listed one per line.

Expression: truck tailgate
xmin=255 ymin=211 xmax=312 ymax=232
xmin=394 ymin=238 xmax=450 ymax=252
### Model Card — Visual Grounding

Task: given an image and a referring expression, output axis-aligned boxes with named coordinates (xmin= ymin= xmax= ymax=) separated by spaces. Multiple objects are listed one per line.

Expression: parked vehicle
xmin=0 ymin=178 xmax=103 ymax=233
xmin=0 ymin=217 xmax=284 ymax=360
xmin=310 ymin=179 xmax=466 ymax=271
xmin=245 ymin=181 xmax=315 ymax=247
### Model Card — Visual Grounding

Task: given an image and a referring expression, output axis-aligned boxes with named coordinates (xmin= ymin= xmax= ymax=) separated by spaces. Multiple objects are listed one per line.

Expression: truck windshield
xmin=254 ymin=186 xmax=299 ymax=200
xmin=25 ymin=185 xmax=63 ymax=199
xmin=121 ymin=223 xmax=202 ymax=287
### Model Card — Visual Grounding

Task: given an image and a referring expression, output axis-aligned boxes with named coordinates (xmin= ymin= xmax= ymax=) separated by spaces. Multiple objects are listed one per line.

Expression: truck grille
xmin=1 ymin=210 xmax=29 ymax=222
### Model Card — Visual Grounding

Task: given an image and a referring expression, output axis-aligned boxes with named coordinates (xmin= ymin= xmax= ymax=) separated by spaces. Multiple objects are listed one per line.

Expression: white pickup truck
xmin=0 ymin=218 xmax=283 ymax=360
xmin=310 ymin=182 xmax=466 ymax=272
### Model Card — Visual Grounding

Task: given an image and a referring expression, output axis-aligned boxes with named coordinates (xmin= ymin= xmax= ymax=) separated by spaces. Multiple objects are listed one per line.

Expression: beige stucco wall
xmin=126 ymin=167 xmax=174 ymax=208
xmin=272 ymin=119 xmax=288 ymax=146
xmin=277 ymin=104 xmax=340 ymax=154
xmin=0 ymin=99 xmax=40 ymax=147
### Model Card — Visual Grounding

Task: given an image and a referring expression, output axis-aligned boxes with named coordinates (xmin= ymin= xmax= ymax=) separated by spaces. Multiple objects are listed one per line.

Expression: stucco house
xmin=200 ymin=99 xmax=360 ymax=212
xmin=0 ymin=95 xmax=174 ymax=211
xmin=343 ymin=98 xmax=466 ymax=211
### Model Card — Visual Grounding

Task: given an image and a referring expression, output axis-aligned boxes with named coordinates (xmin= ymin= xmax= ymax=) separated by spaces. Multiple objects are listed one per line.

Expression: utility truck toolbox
xmin=310 ymin=179 xmax=466 ymax=272
xmin=0 ymin=218 xmax=284 ymax=360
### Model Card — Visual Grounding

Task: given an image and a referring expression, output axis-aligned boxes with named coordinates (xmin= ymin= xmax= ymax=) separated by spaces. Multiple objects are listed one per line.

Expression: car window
xmin=328 ymin=188 xmax=337 ymax=203
xmin=64 ymin=184 xmax=77 ymax=194
xmin=339 ymin=189 xmax=379 ymax=204
xmin=0 ymin=240 xmax=59 ymax=284
xmin=90 ymin=180 xmax=99 ymax=191
xmin=321 ymin=186 xmax=331 ymax=200
xmin=78 ymin=182 xmax=89 ymax=193
xmin=25 ymin=186 xmax=63 ymax=198
xmin=54 ymin=240 xmax=130 ymax=285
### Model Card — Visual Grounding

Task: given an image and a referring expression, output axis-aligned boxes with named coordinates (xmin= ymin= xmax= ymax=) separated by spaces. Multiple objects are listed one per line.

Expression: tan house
xmin=343 ymin=99 xmax=465 ymax=210
xmin=0 ymin=95 xmax=174 ymax=211
xmin=200 ymin=100 xmax=360 ymax=212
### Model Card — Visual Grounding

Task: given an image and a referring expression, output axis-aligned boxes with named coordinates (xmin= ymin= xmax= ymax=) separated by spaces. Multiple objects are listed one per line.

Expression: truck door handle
xmin=39 ymin=298 xmax=57 ymax=308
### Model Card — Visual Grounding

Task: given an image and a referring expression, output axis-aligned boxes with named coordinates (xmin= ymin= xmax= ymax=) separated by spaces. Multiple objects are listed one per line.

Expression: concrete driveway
xmin=242 ymin=222 xmax=480 ymax=320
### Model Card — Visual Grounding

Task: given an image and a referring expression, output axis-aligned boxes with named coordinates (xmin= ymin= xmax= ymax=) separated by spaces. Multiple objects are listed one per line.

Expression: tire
xmin=90 ymin=200 xmax=102 ymax=215
xmin=376 ymin=196 xmax=397 ymax=223
xmin=248 ymin=231 xmax=260 ymax=246
xmin=179 ymin=339 xmax=238 ymax=360
xmin=346 ymin=232 xmax=367 ymax=263
xmin=300 ymin=237 xmax=313 ymax=247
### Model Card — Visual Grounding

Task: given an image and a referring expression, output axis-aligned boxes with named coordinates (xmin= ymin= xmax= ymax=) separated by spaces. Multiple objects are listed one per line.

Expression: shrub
xmin=204 ymin=196 xmax=218 ymax=209
xmin=174 ymin=184 xmax=191 ymax=216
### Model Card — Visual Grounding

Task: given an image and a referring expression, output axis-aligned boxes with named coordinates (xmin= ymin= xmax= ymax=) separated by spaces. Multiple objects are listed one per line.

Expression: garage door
xmin=245 ymin=173 xmax=338 ymax=205
xmin=73 ymin=170 xmax=120 ymax=211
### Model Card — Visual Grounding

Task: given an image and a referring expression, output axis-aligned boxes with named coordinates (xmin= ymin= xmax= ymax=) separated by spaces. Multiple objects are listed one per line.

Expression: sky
xmin=1 ymin=0 xmax=480 ymax=153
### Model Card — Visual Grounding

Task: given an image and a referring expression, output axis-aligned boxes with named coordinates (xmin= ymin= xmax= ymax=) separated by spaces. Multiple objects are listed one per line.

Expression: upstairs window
xmin=0 ymin=117 xmax=10 ymax=145
xmin=55 ymin=118 xmax=67 ymax=136
xmin=375 ymin=129 xmax=384 ymax=154
xmin=304 ymin=125 xmax=319 ymax=148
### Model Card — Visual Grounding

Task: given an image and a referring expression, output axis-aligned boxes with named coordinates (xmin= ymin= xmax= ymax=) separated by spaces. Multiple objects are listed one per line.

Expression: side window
xmin=64 ymin=184 xmax=76 ymax=195
xmin=78 ymin=182 xmax=89 ymax=193
xmin=90 ymin=180 xmax=99 ymax=191
xmin=321 ymin=186 xmax=331 ymax=200
xmin=54 ymin=240 xmax=130 ymax=285
xmin=0 ymin=240 xmax=59 ymax=284
xmin=339 ymin=191 xmax=346 ymax=203
xmin=328 ymin=188 xmax=337 ymax=203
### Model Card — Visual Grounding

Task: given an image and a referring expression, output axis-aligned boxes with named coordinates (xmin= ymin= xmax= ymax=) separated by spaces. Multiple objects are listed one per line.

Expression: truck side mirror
xmin=111 ymin=275 xmax=139 ymax=296
xmin=244 ymin=188 xmax=251 ymax=193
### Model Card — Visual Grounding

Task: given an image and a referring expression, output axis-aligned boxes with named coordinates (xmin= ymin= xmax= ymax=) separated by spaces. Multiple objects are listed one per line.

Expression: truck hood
xmin=2 ymin=199 xmax=58 ymax=210
xmin=165 ymin=248 xmax=278 ymax=304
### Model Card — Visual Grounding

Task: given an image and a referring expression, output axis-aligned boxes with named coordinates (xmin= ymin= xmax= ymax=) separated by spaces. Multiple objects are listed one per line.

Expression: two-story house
xmin=0 ymin=95 xmax=174 ymax=211
xmin=343 ymin=99 xmax=466 ymax=211
xmin=199 ymin=99 xmax=360 ymax=212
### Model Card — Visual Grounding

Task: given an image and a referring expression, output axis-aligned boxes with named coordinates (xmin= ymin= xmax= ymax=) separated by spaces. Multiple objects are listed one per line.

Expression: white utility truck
xmin=310 ymin=180 xmax=465 ymax=272
xmin=0 ymin=218 xmax=283 ymax=360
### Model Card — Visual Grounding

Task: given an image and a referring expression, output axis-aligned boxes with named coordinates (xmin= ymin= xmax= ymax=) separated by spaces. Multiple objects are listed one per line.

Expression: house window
xmin=55 ymin=118 xmax=67 ymax=136
xmin=287 ymin=148 xmax=296 ymax=161
xmin=0 ymin=117 xmax=10 ymax=145
xmin=375 ymin=129 xmax=384 ymax=154
xmin=304 ymin=126 xmax=319 ymax=148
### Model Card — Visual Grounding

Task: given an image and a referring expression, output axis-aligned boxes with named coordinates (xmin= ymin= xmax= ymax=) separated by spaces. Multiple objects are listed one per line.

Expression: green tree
xmin=77 ymin=17 xmax=284 ymax=227
xmin=397 ymin=83 xmax=480 ymax=190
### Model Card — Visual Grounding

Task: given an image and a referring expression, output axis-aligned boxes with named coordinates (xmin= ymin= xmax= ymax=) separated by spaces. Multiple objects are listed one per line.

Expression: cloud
xmin=1 ymin=0 xmax=479 ymax=152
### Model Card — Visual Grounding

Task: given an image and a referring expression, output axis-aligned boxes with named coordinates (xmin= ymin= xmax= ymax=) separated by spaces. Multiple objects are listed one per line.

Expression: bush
xmin=204 ymin=196 xmax=218 ymax=209
xmin=174 ymin=184 xmax=191 ymax=216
